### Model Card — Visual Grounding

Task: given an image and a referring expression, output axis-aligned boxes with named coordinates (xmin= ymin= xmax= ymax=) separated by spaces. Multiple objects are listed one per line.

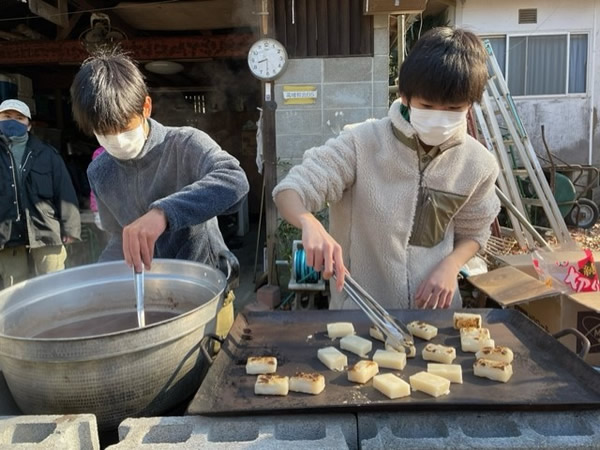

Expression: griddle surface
xmin=188 ymin=309 xmax=600 ymax=415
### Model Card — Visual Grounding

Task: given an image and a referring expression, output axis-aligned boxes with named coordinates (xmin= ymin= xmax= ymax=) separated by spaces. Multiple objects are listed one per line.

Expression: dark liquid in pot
xmin=34 ymin=311 xmax=179 ymax=338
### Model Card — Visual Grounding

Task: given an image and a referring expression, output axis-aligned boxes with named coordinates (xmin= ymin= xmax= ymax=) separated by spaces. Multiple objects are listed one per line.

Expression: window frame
xmin=481 ymin=31 xmax=590 ymax=99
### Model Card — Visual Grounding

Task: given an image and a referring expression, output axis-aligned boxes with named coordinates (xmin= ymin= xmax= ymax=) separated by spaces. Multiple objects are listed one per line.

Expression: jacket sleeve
xmin=149 ymin=135 xmax=249 ymax=232
xmin=95 ymin=195 xmax=125 ymax=262
xmin=272 ymin=130 xmax=357 ymax=212
xmin=453 ymin=162 xmax=501 ymax=250
xmin=52 ymin=153 xmax=81 ymax=240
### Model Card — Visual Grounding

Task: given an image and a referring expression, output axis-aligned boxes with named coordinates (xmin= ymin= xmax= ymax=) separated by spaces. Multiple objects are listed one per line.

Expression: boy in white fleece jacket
xmin=273 ymin=27 xmax=500 ymax=310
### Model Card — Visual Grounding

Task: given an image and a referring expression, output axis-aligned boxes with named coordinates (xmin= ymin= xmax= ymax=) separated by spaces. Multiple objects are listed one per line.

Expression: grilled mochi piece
xmin=453 ymin=312 xmax=482 ymax=330
xmin=255 ymin=374 xmax=289 ymax=396
xmin=407 ymin=321 xmax=438 ymax=341
xmin=348 ymin=360 xmax=379 ymax=384
xmin=318 ymin=346 xmax=348 ymax=371
xmin=409 ymin=371 xmax=450 ymax=398
xmin=289 ymin=372 xmax=325 ymax=395
xmin=369 ymin=326 xmax=385 ymax=342
xmin=422 ymin=343 xmax=456 ymax=364
xmin=473 ymin=358 xmax=513 ymax=383
xmin=246 ymin=356 xmax=277 ymax=375
xmin=460 ymin=327 xmax=492 ymax=352
xmin=373 ymin=349 xmax=407 ymax=370
xmin=340 ymin=335 xmax=372 ymax=358
xmin=373 ymin=373 xmax=411 ymax=399
xmin=327 ymin=322 xmax=355 ymax=339
xmin=427 ymin=363 xmax=463 ymax=384
xmin=385 ymin=339 xmax=417 ymax=358
xmin=476 ymin=346 xmax=514 ymax=364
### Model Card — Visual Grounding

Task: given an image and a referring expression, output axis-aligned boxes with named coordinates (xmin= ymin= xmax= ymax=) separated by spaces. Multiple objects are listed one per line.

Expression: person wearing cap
xmin=0 ymin=99 xmax=81 ymax=288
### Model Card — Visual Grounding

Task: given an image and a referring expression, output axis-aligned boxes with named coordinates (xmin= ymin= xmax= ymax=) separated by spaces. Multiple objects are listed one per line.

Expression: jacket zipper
xmin=4 ymin=147 xmax=21 ymax=222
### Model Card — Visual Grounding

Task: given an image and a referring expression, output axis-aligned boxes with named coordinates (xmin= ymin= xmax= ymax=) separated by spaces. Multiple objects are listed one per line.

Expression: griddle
xmin=187 ymin=309 xmax=600 ymax=416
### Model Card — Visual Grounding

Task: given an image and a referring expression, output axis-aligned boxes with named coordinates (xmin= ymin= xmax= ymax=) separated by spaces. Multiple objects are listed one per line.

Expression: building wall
xmin=274 ymin=14 xmax=390 ymax=171
xmin=455 ymin=0 xmax=599 ymax=165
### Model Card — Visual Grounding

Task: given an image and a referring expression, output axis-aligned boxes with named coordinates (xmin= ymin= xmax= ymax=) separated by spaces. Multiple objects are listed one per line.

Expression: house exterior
xmin=453 ymin=0 xmax=599 ymax=166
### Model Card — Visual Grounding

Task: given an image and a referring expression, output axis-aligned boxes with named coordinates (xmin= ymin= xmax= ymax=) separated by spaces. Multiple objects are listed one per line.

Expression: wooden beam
xmin=56 ymin=12 xmax=83 ymax=40
xmin=28 ymin=0 xmax=69 ymax=28
xmin=0 ymin=33 xmax=254 ymax=65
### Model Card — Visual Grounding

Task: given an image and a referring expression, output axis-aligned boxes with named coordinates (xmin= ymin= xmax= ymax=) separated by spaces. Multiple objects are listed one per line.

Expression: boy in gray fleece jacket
xmin=274 ymin=28 xmax=500 ymax=310
xmin=71 ymin=53 xmax=249 ymax=272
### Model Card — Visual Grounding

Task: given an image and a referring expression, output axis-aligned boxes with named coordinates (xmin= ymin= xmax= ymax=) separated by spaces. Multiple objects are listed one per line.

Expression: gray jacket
xmin=87 ymin=119 xmax=249 ymax=266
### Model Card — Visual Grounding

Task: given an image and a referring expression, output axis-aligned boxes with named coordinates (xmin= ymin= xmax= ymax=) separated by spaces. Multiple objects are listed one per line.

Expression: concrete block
xmin=276 ymin=158 xmax=303 ymax=181
xmin=373 ymin=82 xmax=390 ymax=109
xmin=276 ymin=110 xmax=322 ymax=135
xmin=324 ymin=58 xmax=372 ymax=83
xmin=322 ymin=83 xmax=372 ymax=109
xmin=373 ymin=55 xmax=390 ymax=84
xmin=373 ymin=107 xmax=390 ymax=120
xmin=256 ymin=284 xmax=281 ymax=309
xmin=276 ymin=133 xmax=324 ymax=159
xmin=278 ymin=59 xmax=322 ymax=84
xmin=107 ymin=414 xmax=357 ymax=449
xmin=359 ymin=411 xmax=600 ymax=449
xmin=323 ymin=108 xmax=373 ymax=139
xmin=0 ymin=415 xmax=99 ymax=450
xmin=373 ymin=14 xmax=389 ymax=29
xmin=373 ymin=28 xmax=389 ymax=56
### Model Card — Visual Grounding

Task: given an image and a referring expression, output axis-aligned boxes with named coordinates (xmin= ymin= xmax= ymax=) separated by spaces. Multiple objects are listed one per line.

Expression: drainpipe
xmin=588 ymin=0 xmax=598 ymax=165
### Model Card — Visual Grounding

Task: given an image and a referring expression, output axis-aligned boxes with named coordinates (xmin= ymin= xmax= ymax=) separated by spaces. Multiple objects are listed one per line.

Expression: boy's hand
xmin=122 ymin=208 xmax=168 ymax=272
xmin=299 ymin=214 xmax=346 ymax=292
xmin=415 ymin=257 xmax=460 ymax=309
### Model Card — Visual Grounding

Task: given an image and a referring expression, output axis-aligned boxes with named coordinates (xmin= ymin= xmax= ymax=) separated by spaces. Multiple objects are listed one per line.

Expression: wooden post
xmin=261 ymin=0 xmax=279 ymax=286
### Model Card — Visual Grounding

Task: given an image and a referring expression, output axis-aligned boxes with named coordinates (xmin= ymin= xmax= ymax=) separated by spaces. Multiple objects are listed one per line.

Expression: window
xmin=482 ymin=33 xmax=588 ymax=96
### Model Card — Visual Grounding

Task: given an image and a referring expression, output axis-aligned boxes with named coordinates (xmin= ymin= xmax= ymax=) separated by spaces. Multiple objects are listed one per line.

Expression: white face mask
xmin=409 ymin=107 xmax=468 ymax=146
xmin=95 ymin=122 xmax=147 ymax=160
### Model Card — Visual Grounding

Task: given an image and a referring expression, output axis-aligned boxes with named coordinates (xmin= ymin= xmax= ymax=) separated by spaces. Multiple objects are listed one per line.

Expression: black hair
xmin=70 ymin=50 xmax=148 ymax=135
xmin=398 ymin=27 xmax=488 ymax=105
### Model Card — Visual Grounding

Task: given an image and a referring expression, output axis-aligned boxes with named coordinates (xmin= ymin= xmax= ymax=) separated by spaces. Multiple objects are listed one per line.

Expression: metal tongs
xmin=334 ymin=271 xmax=413 ymax=349
xmin=133 ymin=267 xmax=146 ymax=328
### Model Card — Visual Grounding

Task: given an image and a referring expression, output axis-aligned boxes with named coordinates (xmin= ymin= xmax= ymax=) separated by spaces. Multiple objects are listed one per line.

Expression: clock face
xmin=248 ymin=38 xmax=288 ymax=81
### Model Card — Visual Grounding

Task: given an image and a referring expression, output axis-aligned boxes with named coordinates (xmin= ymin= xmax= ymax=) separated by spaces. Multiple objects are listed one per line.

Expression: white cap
xmin=0 ymin=99 xmax=31 ymax=119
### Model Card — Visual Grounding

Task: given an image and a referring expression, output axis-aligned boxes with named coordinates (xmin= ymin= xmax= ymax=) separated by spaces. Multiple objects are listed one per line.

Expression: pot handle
xmin=200 ymin=333 xmax=225 ymax=365
xmin=552 ymin=328 xmax=591 ymax=359
xmin=218 ymin=250 xmax=240 ymax=292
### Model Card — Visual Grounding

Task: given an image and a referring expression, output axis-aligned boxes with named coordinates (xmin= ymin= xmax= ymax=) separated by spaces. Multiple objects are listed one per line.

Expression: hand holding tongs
xmin=333 ymin=270 xmax=413 ymax=350
xmin=133 ymin=267 xmax=146 ymax=328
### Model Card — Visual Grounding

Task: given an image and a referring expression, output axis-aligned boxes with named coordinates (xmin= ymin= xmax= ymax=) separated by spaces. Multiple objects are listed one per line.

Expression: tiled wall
xmin=274 ymin=14 xmax=390 ymax=170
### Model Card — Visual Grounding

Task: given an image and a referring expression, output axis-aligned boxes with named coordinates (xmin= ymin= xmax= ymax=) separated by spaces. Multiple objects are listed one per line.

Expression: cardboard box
xmin=469 ymin=264 xmax=600 ymax=366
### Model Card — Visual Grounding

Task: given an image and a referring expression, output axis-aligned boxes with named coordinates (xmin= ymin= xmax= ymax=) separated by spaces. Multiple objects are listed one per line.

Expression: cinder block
xmin=324 ymin=58 xmax=372 ymax=83
xmin=276 ymin=134 xmax=325 ymax=159
xmin=322 ymin=83 xmax=372 ymax=109
xmin=373 ymin=82 xmax=390 ymax=109
xmin=277 ymin=59 xmax=322 ymax=84
xmin=257 ymin=284 xmax=281 ymax=309
xmin=107 ymin=414 xmax=357 ymax=449
xmin=276 ymin=110 xmax=322 ymax=135
xmin=373 ymin=55 xmax=390 ymax=84
xmin=0 ymin=415 xmax=99 ymax=450
xmin=323 ymin=108 xmax=373 ymax=139
xmin=373 ymin=28 xmax=389 ymax=56
xmin=359 ymin=411 xmax=600 ymax=449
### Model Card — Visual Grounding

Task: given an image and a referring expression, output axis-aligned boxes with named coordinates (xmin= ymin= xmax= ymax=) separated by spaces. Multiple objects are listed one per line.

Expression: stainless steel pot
xmin=0 ymin=258 xmax=230 ymax=430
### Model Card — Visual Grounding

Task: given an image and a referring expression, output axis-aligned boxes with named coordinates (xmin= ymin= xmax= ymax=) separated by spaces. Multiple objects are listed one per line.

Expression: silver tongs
xmin=133 ymin=267 xmax=146 ymax=328
xmin=334 ymin=271 xmax=413 ymax=349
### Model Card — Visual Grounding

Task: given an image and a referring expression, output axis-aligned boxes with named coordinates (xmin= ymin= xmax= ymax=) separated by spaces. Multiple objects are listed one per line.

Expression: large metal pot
xmin=0 ymin=258 xmax=230 ymax=430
